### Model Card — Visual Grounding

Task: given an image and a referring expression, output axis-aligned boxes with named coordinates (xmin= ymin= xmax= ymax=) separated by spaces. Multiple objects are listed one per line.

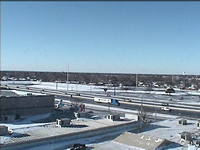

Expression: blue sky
xmin=1 ymin=2 xmax=200 ymax=75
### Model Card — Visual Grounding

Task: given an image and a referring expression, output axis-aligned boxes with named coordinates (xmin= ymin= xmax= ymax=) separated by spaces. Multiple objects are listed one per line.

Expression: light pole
xmin=66 ymin=64 xmax=69 ymax=91
xmin=108 ymin=103 xmax=110 ymax=113
xmin=155 ymin=105 xmax=157 ymax=121
xmin=55 ymin=81 xmax=58 ymax=90
xmin=136 ymin=74 xmax=138 ymax=88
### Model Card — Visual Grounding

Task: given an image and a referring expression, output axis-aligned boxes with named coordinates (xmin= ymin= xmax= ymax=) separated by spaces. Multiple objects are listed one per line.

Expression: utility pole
xmin=55 ymin=81 xmax=58 ymax=90
xmin=136 ymin=74 xmax=138 ymax=88
xmin=66 ymin=64 xmax=69 ymax=91
xmin=196 ymin=75 xmax=199 ymax=91
xmin=108 ymin=103 xmax=110 ymax=113
xmin=139 ymin=99 xmax=143 ymax=129
xmin=155 ymin=106 xmax=157 ymax=121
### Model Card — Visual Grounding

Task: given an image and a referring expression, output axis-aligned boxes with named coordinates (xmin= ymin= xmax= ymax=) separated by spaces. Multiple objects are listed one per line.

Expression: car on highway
xmin=124 ymin=98 xmax=131 ymax=102
xmin=161 ymin=106 xmax=171 ymax=111
xmin=68 ymin=143 xmax=86 ymax=150
xmin=162 ymin=102 xmax=169 ymax=106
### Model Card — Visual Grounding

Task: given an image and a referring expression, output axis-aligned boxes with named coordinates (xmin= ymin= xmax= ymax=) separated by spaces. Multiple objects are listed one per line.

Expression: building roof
xmin=114 ymin=132 xmax=171 ymax=150
xmin=0 ymin=90 xmax=18 ymax=97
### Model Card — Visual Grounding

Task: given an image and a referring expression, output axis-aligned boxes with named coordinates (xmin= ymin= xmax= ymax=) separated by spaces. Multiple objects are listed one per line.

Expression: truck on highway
xmin=55 ymin=99 xmax=64 ymax=109
xmin=94 ymin=97 xmax=120 ymax=106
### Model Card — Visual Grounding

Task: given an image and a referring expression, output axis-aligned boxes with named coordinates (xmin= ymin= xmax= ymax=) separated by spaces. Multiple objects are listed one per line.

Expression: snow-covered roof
xmin=114 ymin=132 xmax=172 ymax=150
xmin=0 ymin=90 xmax=18 ymax=97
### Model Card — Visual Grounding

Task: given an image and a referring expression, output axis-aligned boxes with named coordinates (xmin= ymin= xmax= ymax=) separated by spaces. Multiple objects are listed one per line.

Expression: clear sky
xmin=1 ymin=1 xmax=200 ymax=75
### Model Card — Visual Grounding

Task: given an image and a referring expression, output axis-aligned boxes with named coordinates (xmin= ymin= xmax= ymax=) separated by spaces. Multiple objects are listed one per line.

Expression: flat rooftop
xmin=1 ymin=118 xmax=137 ymax=147
xmin=0 ymin=90 xmax=18 ymax=97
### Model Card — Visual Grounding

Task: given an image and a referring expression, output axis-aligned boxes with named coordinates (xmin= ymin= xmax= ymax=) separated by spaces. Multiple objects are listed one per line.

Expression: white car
xmin=161 ymin=107 xmax=171 ymax=111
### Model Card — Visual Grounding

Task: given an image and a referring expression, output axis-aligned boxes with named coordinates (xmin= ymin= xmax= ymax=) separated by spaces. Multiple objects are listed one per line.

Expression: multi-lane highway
xmin=56 ymin=95 xmax=200 ymax=118
xmin=1 ymin=84 xmax=200 ymax=118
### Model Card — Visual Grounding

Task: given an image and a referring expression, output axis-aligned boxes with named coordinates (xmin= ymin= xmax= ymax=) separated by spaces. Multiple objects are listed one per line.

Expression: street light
xmin=55 ymin=81 xmax=58 ymax=90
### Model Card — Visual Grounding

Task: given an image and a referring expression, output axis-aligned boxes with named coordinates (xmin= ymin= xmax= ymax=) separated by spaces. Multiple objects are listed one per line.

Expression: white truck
xmin=94 ymin=97 xmax=120 ymax=106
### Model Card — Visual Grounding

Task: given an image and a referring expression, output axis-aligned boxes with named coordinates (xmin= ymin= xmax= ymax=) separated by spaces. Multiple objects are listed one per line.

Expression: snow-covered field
xmin=2 ymin=81 xmax=200 ymax=104
xmin=25 ymin=81 xmax=200 ymax=105
xmin=2 ymin=81 xmax=200 ymax=95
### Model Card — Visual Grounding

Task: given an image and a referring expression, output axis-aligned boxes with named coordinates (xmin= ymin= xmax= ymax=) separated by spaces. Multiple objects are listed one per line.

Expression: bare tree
xmin=138 ymin=100 xmax=150 ymax=129
xmin=70 ymin=97 xmax=82 ymax=112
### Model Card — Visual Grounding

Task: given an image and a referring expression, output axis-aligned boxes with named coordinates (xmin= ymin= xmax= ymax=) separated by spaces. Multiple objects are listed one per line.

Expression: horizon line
xmin=1 ymin=70 xmax=199 ymax=76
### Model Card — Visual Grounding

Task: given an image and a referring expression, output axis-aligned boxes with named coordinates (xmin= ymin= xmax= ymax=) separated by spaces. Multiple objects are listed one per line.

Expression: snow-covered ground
xmin=90 ymin=118 xmax=200 ymax=150
xmin=26 ymin=82 xmax=200 ymax=103
xmin=7 ymin=81 xmax=199 ymax=106
xmin=10 ymin=90 xmax=46 ymax=96
xmin=1 ymin=98 xmax=197 ymax=150
xmin=2 ymin=116 xmax=197 ymax=150
xmin=141 ymin=119 xmax=198 ymax=143
xmin=1 ymin=81 xmax=200 ymax=149
xmin=0 ymin=113 xmax=52 ymax=144
xmin=2 ymin=81 xmax=199 ymax=105
xmin=2 ymin=81 xmax=200 ymax=95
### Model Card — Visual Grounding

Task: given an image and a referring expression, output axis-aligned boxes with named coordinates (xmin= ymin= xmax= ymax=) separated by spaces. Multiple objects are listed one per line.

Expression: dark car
xmin=69 ymin=143 xmax=86 ymax=150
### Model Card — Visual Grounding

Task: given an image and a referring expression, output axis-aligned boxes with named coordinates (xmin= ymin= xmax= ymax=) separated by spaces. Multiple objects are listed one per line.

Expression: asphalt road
xmin=1 ymin=84 xmax=200 ymax=118
xmin=56 ymin=95 xmax=200 ymax=119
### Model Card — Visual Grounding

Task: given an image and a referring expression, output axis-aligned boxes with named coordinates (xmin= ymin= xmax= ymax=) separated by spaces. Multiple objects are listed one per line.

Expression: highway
xmin=56 ymin=96 xmax=200 ymax=118
xmin=1 ymin=84 xmax=200 ymax=118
